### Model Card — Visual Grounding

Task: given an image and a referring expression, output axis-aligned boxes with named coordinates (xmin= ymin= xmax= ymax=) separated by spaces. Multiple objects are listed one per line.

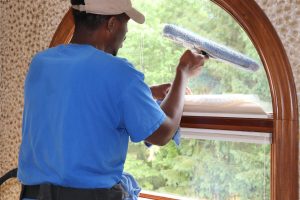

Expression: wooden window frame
xmin=50 ymin=1 xmax=299 ymax=199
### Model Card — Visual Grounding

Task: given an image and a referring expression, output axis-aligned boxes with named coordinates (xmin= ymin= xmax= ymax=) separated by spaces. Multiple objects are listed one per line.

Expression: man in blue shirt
xmin=18 ymin=0 xmax=207 ymax=199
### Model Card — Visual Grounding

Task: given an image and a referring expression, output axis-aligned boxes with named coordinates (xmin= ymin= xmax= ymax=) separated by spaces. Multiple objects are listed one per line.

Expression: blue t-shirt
xmin=17 ymin=44 xmax=166 ymax=189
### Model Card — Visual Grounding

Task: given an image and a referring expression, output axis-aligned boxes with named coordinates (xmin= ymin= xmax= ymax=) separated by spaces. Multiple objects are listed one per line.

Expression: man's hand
xmin=151 ymin=83 xmax=192 ymax=100
xmin=150 ymin=83 xmax=171 ymax=100
xmin=177 ymin=50 xmax=207 ymax=78
xmin=185 ymin=86 xmax=192 ymax=95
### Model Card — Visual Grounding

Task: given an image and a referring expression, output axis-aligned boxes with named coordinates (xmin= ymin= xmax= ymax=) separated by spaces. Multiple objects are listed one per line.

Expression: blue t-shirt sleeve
xmin=119 ymin=77 xmax=166 ymax=143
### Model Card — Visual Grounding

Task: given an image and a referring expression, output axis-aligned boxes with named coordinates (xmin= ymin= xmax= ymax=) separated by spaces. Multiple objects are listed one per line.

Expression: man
xmin=17 ymin=0 xmax=207 ymax=199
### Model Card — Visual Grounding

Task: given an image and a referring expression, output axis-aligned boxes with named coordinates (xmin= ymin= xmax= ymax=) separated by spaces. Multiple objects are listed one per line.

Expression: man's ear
xmin=107 ymin=17 xmax=118 ymax=33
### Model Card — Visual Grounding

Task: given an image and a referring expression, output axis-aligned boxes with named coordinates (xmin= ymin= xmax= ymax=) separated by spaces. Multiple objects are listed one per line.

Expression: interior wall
xmin=0 ymin=0 xmax=299 ymax=199
xmin=0 ymin=1 xmax=69 ymax=199
xmin=255 ymin=0 xmax=300 ymax=106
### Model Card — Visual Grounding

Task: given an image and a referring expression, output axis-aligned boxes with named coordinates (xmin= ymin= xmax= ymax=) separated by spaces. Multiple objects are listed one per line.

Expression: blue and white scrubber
xmin=163 ymin=24 xmax=260 ymax=72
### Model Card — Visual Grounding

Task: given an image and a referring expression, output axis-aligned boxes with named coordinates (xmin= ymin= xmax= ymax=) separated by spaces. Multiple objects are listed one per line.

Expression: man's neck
xmin=70 ymin=29 xmax=106 ymax=51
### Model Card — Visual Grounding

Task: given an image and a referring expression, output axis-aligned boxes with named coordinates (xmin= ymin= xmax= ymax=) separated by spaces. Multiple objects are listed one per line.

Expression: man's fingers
xmin=185 ymin=87 xmax=192 ymax=95
xmin=164 ymin=83 xmax=172 ymax=88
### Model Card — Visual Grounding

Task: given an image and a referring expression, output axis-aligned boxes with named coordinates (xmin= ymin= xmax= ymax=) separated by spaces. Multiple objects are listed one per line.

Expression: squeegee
xmin=163 ymin=24 xmax=260 ymax=71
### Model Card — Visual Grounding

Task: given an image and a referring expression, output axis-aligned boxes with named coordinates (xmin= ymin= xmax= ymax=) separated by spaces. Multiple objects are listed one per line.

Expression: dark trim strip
xmin=181 ymin=116 xmax=273 ymax=133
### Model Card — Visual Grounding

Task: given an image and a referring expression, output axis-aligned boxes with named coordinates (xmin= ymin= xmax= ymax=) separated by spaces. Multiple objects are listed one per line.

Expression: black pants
xmin=20 ymin=183 xmax=126 ymax=200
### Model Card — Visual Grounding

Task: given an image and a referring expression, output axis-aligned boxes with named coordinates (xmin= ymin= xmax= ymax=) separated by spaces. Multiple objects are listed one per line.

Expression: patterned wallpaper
xmin=0 ymin=1 xmax=70 ymax=199
xmin=0 ymin=0 xmax=299 ymax=199
xmin=255 ymin=0 xmax=300 ymax=106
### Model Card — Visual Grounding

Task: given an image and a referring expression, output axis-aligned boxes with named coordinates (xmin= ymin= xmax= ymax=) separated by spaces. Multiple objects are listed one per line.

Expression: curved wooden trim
xmin=49 ymin=1 xmax=299 ymax=200
xmin=49 ymin=8 xmax=74 ymax=47
xmin=212 ymin=0 xmax=298 ymax=121
xmin=209 ymin=1 xmax=298 ymax=199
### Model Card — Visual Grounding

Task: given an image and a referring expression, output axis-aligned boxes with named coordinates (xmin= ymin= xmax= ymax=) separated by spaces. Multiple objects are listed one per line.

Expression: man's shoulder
xmin=31 ymin=46 xmax=61 ymax=61
xmin=99 ymin=53 xmax=131 ymax=67
xmin=112 ymin=57 xmax=134 ymax=70
xmin=101 ymin=55 xmax=144 ymax=80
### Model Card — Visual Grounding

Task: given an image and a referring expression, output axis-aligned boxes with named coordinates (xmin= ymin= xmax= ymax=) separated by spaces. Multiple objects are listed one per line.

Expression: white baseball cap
xmin=71 ymin=0 xmax=145 ymax=24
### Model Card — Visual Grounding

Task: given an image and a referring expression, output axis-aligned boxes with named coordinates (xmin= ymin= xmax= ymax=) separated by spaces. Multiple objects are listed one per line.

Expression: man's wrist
xmin=176 ymin=66 xmax=189 ymax=82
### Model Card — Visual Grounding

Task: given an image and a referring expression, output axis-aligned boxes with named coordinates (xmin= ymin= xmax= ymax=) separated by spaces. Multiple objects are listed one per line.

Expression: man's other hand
xmin=151 ymin=83 xmax=193 ymax=100
xmin=150 ymin=83 xmax=171 ymax=100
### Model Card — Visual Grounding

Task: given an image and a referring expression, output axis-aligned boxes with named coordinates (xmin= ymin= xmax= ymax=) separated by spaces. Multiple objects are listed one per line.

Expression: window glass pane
xmin=118 ymin=0 xmax=272 ymax=113
xmin=119 ymin=0 xmax=272 ymax=199
xmin=124 ymin=139 xmax=270 ymax=200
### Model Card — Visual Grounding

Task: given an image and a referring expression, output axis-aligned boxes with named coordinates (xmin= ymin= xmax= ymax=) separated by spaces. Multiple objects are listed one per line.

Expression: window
xmin=125 ymin=137 xmax=270 ymax=200
xmin=119 ymin=0 xmax=272 ymax=114
xmin=118 ymin=0 xmax=273 ymax=199
xmin=50 ymin=0 xmax=298 ymax=199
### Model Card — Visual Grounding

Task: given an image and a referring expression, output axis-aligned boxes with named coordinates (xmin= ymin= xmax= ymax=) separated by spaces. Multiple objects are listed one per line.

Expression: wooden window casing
xmin=50 ymin=1 xmax=299 ymax=199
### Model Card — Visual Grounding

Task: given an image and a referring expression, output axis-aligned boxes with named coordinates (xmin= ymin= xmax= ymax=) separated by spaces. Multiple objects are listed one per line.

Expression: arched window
xmin=50 ymin=0 xmax=298 ymax=199
xmin=117 ymin=1 xmax=271 ymax=199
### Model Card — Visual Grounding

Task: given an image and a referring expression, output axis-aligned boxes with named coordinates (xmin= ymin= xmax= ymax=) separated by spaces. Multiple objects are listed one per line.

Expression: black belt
xmin=20 ymin=183 xmax=126 ymax=200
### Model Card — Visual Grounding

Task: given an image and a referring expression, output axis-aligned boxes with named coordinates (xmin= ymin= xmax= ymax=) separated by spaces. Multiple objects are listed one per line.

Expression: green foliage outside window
xmin=119 ymin=0 xmax=272 ymax=105
xmin=125 ymin=140 xmax=270 ymax=200
xmin=119 ymin=0 xmax=271 ymax=199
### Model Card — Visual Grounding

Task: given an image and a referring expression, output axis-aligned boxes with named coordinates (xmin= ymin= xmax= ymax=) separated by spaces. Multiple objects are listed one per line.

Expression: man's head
xmin=70 ymin=0 xmax=144 ymax=56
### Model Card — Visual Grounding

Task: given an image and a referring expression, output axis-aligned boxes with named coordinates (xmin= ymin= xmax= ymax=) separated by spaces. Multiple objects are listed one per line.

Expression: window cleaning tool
xmin=163 ymin=24 xmax=260 ymax=72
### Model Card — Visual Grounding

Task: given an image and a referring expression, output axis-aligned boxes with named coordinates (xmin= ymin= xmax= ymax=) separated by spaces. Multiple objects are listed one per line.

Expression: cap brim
xmin=125 ymin=8 xmax=145 ymax=24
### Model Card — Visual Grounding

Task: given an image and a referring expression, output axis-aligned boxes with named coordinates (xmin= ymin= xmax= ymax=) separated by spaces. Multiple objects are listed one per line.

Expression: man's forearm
xmin=160 ymin=69 xmax=188 ymax=126
xmin=145 ymin=68 xmax=188 ymax=146
xmin=145 ymin=50 xmax=206 ymax=146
